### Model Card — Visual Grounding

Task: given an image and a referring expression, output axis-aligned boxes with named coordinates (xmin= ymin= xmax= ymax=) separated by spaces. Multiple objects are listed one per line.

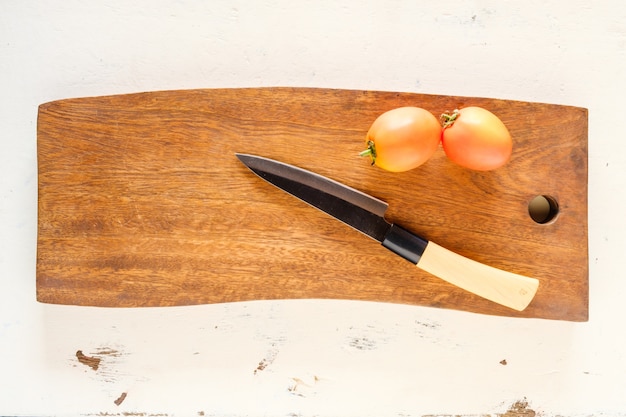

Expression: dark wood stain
xmin=501 ymin=399 xmax=536 ymax=417
xmin=254 ymin=360 xmax=268 ymax=374
xmin=76 ymin=350 xmax=101 ymax=371
xmin=421 ymin=399 xmax=537 ymax=417
xmin=114 ymin=392 xmax=127 ymax=406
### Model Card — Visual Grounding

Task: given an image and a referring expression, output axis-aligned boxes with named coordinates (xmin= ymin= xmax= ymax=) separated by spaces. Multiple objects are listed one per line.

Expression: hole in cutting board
xmin=528 ymin=195 xmax=559 ymax=224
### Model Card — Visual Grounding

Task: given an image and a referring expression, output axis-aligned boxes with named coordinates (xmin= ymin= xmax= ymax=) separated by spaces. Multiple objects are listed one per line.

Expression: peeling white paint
xmin=2 ymin=0 xmax=626 ymax=416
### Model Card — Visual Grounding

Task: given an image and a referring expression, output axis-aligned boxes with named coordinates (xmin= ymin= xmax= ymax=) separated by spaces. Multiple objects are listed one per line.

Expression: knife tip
xmin=235 ymin=153 xmax=259 ymax=169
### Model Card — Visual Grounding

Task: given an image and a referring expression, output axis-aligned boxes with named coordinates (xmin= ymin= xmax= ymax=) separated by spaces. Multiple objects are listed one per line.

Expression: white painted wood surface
xmin=2 ymin=1 xmax=625 ymax=415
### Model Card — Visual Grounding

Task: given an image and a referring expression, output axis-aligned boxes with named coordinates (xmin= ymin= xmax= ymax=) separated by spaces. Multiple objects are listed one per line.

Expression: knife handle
xmin=382 ymin=224 xmax=539 ymax=311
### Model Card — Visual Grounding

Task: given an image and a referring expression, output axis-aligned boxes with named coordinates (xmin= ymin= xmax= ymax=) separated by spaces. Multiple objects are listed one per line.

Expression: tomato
xmin=360 ymin=107 xmax=441 ymax=172
xmin=440 ymin=107 xmax=512 ymax=171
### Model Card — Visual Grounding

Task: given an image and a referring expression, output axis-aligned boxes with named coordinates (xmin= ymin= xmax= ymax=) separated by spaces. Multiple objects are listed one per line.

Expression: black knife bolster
xmin=381 ymin=224 xmax=428 ymax=264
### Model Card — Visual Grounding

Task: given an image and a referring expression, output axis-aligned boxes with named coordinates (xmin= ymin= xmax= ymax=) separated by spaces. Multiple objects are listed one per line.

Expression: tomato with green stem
xmin=440 ymin=107 xmax=512 ymax=171
xmin=360 ymin=107 xmax=441 ymax=172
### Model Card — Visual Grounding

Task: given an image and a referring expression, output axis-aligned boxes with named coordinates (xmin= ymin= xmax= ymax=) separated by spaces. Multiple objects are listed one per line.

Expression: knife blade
xmin=236 ymin=153 xmax=539 ymax=311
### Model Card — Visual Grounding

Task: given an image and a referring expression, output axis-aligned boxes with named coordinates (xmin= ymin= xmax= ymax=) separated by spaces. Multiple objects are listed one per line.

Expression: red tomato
xmin=441 ymin=107 xmax=512 ymax=171
xmin=361 ymin=107 xmax=441 ymax=172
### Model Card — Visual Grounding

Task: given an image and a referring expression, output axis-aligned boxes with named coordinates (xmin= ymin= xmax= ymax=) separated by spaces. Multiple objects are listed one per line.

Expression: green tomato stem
xmin=360 ymin=140 xmax=377 ymax=165
xmin=441 ymin=109 xmax=460 ymax=129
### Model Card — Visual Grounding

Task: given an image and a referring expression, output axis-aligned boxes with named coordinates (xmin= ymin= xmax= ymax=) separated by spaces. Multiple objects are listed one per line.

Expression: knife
xmin=236 ymin=153 xmax=539 ymax=311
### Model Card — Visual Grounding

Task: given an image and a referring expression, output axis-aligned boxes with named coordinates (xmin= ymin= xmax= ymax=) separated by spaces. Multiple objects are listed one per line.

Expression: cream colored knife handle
xmin=382 ymin=224 xmax=539 ymax=311
xmin=417 ymin=242 xmax=539 ymax=311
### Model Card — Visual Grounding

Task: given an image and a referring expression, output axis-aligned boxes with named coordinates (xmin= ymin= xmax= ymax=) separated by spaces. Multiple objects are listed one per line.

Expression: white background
xmin=2 ymin=1 xmax=625 ymax=416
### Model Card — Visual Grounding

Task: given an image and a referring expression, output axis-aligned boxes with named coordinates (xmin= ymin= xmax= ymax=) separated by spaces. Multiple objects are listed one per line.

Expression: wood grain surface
xmin=36 ymin=88 xmax=588 ymax=320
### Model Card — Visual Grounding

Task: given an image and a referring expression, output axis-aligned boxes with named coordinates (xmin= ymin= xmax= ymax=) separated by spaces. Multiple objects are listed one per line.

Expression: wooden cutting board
xmin=36 ymin=88 xmax=588 ymax=321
